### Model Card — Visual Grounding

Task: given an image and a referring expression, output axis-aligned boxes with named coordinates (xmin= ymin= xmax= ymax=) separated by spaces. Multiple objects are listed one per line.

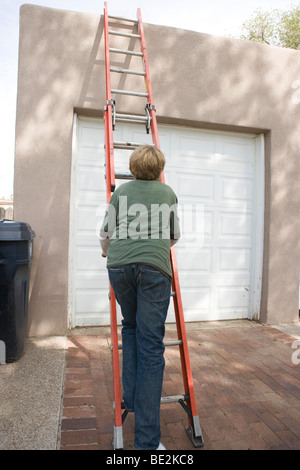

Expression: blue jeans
xmin=108 ymin=264 xmax=171 ymax=450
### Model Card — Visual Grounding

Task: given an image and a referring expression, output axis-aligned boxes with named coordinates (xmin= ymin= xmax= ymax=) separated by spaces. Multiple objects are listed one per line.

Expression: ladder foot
xmin=186 ymin=425 xmax=204 ymax=448
xmin=186 ymin=425 xmax=204 ymax=447
xmin=113 ymin=425 xmax=124 ymax=450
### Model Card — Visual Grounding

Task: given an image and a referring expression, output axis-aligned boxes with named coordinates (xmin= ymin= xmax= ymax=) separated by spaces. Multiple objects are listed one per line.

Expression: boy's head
xmin=129 ymin=145 xmax=165 ymax=180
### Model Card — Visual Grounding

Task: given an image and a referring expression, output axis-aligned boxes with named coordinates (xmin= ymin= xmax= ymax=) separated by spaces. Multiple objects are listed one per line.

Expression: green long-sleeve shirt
xmin=100 ymin=180 xmax=180 ymax=279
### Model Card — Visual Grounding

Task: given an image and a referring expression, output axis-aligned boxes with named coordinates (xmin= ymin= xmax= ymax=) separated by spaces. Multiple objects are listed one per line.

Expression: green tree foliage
xmin=279 ymin=5 xmax=300 ymax=49
xmin=240 ymin=4 xmax=300 ymax=49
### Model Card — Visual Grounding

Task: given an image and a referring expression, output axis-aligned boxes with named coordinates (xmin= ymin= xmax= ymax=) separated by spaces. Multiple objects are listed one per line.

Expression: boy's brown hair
xmin=129 ymin=145 xmax=165 ymax=180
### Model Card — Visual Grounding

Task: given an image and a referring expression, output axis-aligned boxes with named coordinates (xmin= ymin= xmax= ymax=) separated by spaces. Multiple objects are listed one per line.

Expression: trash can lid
xmin=0 ymin=220 xmax=35 ymax=241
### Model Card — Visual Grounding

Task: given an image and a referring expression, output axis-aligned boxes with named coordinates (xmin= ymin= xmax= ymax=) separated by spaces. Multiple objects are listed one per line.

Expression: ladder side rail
xmin=104 ymin=112 xmax=112 ymax=197
xmin=104 ymin=2 xmax=116 ymax=193
xmin=104 ymin=2 xmax=122 ymax=447
xmin=137 ymin=10 xmax=195 ymax=421
xmin=170 ymin=248 xmax=199 ymax=423
xmin=171 ymin=276 xmax=190 ymax=422
xmin=137 ymin=9 xmax=160 ymax=150
xmin=110 ymin=286 xmax=124 ymax=434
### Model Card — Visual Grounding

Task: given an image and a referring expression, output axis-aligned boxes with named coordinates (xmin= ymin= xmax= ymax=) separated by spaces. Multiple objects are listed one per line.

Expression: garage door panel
xmin=114 ymin=154 xmax=131 ymax=176
xmin=71 ymin=117 xmax=261 ymax=326
xmin=157 ymin=131 xmax=172 ymax=152
xmin=177 ymin=172 xmax=214 ymax=200
xmin=217 ymin=248 xmax=251 ymax=272
xmin=179 ymin=134 xmax=215 ymax=159
xmin=76 ymin=234 xmax=100 ymax=249
xmin=78 ymin=126 xmax=103 ymax=151
xmin=78 ymin=148 xmax=104 ymax=163
xmin=219 ymin=175 xmax=253 ymax=206
xmin=76 ymin=289 xmax=109 ymax=312
xmin=131 ymin=129 xmax=153 ymax=145
xmin=77 ymin=206 xmax=101 ymax=231
xmin=177 ymin=249 xmax=212 ymax=274
xmin=77 ymin=167 xmax=105 ymax=192
xmin=217 ymin=160 xmax=253 ymax=176
xmin=77 ymin=190 xmax=105 ymax=206
xmin=203 ymin=211 xmax=214 ymax=239
xmin=181 ymin=287 xmax=211 ymax=312
xmin=75 ymin=271 xmax=107 ymax=288
xmin=217 ymin=285 xmax=250 ymax=309
xmin=76 ymin=247 xmax=102 ymax=271
xmin=218 ymin=211 xmax=252 ymax=239
xmin=222 ymin=138 xmax=253 ymax=162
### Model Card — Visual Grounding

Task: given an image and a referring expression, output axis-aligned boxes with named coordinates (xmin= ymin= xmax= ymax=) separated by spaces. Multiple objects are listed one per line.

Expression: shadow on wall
xmin=15 ymin=6 xmax=105 ymax=335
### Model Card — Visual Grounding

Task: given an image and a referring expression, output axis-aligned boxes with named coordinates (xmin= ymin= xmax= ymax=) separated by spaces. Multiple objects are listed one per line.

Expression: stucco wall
xmin=14 ymin=4 xmax=300 ymax=335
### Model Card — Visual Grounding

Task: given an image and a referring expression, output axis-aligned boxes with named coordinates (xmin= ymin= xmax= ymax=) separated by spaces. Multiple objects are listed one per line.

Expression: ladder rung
xmin=160 ymin=395 xmax=189 ymax=404
xmin=115 ymin=173 xmax=135 ymax=180
xmin=109 ymin=48 xmax=143 ymax=56
xmin=109 ymin=30 xmax=141 ymax=39
xmin=121 ymin=395 xmax=189 ymax=409
xmin=110 ymin=67 xmax=145 ymax=76
xmin=116 ymin=118 xmax=149 ymax=125
xmin=111 ymin=89 xmax=149 ymax=97
xmin=113 ymin=141 xmax=150 ymax=150
xmin=116 ymin=113 xmax=148 ymax=121
xmin=164 ymin=340 xmax=183 ymax=347
xmin=115 ymin=113 xmax=150 ymax=125
xmin=113 ymin=339 xmax=183 ymax=350
xmin=108 ymin=15 xmax=137 ymax=23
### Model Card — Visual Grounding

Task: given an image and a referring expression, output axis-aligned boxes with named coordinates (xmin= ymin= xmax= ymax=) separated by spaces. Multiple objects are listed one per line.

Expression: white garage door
xmin=69 ymin=116 xmax=264 ymax=327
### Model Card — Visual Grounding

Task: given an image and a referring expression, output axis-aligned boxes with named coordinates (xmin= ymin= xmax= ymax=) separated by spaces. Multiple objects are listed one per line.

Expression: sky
xmin=0 ymin=0 xmax=297 ymax=198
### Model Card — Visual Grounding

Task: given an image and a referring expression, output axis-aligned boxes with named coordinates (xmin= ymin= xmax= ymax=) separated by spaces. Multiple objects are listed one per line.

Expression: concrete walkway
xmin=0 ymin=336 xmax=66 ymax=450
xmin=1 ymin=320 xmax=300 ymax=450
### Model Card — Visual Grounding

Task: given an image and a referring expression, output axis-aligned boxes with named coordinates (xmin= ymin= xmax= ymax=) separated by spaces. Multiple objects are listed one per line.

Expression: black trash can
xmin=0 ymin=220 xmax=35 ymax=363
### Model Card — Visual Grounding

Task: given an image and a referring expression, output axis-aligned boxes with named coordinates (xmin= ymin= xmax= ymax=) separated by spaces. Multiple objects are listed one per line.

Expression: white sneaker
xmin=157 ymin=442 xmax=166 ymax=450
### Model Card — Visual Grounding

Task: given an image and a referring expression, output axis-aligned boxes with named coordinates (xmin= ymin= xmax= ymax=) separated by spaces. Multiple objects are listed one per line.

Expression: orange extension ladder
xmin=103 ymin=2 xmax=204 ymax=450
